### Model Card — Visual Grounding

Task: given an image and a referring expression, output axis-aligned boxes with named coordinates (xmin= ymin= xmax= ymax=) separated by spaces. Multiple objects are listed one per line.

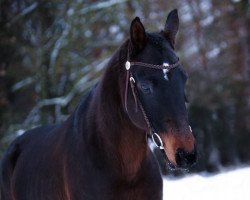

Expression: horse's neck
xmin=85 ymin=58 xmax=148 ymax=179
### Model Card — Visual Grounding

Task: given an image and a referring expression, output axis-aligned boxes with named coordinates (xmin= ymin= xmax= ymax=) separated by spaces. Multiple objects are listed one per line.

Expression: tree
xmin=1 ymin=0 xmax=249 ymax=175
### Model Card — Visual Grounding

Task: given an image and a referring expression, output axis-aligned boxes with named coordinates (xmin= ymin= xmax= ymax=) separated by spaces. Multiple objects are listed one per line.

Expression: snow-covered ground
xmin=163 ymin=167 xmax=250 ymax=200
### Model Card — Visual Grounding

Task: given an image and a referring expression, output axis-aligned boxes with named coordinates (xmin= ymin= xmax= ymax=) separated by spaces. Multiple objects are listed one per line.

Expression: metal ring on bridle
xmin=130 ymin=77 xmax=135 ymax=83
xmin=151 ymin=132 xmax=164 ymax=150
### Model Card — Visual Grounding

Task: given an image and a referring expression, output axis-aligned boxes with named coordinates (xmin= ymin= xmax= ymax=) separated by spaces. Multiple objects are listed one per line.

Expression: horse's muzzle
xmin=175 ymin=147 xmax=197 ymax=169
xmin=160 ymin=128 xmax=197 ymax=169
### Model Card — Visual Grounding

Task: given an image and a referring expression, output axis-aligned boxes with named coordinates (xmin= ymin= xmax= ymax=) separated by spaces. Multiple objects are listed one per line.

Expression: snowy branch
xmin=7 ymin=2 xmax=39 ymax=27
xmin=24 ymin=58 xmax=109 ymax=126
xmin=11 ymin=77 xmax=34 ymax=92
xmin=79 ymin=0 xmax=128 ymax=15
xmin=49 ymin=22 xmax=70 ymax=75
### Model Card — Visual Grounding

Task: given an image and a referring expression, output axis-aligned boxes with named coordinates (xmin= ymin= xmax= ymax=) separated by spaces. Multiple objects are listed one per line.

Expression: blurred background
xmin=0 ymin=0 xmax=249 ymax=176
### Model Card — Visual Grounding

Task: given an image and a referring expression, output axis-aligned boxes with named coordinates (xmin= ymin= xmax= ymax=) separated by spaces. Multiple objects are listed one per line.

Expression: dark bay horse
xmin=0 ymin=9 xmax=197 ymax=200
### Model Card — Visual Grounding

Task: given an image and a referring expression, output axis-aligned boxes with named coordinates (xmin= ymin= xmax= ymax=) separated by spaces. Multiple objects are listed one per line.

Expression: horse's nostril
xmin=175 ymin=148 xmax=197 ymax=168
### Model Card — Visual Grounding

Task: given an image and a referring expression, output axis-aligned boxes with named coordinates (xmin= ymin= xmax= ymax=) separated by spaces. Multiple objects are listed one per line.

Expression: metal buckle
xmin=151 ymin=132 xmax=164 ymax=150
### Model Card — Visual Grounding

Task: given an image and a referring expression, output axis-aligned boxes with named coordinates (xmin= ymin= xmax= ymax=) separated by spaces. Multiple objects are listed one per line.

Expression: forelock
xmin=146 ymin=32 xmax=166 ymax=50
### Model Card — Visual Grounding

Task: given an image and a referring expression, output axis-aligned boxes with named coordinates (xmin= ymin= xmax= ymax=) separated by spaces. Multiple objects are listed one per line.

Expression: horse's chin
xmin=160 ymin=150 xmax=179 ymax=170
xmin=167 ymin=162 xmax=178 ymax=170
xmin=163 ymin=152 xmax=189 ymax=171
xmin=166 ymin=160 xmax=190 ymax=171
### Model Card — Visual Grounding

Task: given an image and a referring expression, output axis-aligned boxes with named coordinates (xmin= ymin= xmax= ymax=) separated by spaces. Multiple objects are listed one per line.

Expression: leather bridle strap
xmin=124 ymin=56 xmax=180 ymax=149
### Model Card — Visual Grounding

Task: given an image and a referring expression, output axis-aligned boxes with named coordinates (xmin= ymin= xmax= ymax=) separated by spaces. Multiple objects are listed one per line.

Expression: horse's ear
xmin=130 ymin=17 xmax=146 ymax=51
xmin=164 ymin=9 xmax=179 ymax=49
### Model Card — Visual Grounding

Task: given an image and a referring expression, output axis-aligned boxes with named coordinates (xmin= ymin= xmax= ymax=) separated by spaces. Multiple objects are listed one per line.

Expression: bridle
xmin=124 ymin=50 xmax=180 ymax=150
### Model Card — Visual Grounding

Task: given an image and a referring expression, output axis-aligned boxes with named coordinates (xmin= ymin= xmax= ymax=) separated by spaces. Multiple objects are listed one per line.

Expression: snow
xmin=163 ymin=167 xmax=250 ymax=200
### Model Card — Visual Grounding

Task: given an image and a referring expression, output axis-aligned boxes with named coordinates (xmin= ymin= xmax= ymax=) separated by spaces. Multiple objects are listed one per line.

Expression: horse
xmin=0 ymin=9 xmax=197 ymax=200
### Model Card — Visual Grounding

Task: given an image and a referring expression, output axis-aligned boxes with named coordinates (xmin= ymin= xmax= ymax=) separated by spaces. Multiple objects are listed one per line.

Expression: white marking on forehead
xmin=162 ymin=62 xmax=169 ymax=80
xmin=163 ymin=62 xmax=169 ymax=67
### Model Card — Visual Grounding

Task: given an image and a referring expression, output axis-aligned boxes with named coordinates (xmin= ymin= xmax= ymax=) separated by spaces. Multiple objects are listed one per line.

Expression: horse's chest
xmin=114 ymin=184 xmax=162 ymax=200
xmin=69 ymin=169 xmax=162 ymax=200
xmin=81 ymin=182 xmax=162 ymax=200
xmin=74 ymin=154 xmax=163 ymax=199
xmin=63 ymin=182 xmax=161 ymax=200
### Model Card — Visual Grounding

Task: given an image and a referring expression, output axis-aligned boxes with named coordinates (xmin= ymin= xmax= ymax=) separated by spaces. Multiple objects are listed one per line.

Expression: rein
xmin=124 ymin=51 xmax=180 ymax=150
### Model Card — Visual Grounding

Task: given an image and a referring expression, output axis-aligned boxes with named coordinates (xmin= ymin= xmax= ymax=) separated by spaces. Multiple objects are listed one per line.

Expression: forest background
xmin=0 ymin=0 xmax=249 ymax=175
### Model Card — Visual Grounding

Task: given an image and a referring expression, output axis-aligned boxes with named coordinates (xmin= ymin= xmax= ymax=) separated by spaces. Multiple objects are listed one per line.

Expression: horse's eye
xmin=140 ymin=83 xmax=152 ymax=94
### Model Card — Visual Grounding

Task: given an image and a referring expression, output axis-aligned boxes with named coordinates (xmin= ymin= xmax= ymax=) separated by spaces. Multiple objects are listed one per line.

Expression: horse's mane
xmin=104 ymin=38 xmax=130 ymax=73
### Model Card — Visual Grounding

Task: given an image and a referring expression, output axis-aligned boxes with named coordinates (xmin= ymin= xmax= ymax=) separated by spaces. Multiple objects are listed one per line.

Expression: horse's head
xmin=124 ymin=9 xmax=197 ymax=169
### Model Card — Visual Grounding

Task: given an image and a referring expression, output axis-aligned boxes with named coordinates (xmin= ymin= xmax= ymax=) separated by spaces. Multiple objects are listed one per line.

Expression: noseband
xmin=124 ymin=51 xmax=180 ymax=150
